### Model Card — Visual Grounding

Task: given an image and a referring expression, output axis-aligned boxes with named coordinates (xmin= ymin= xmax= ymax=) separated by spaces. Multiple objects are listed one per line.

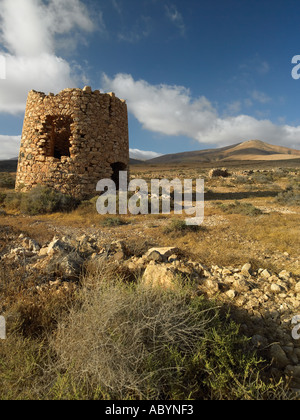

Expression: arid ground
xmin=0 ymin=159 xmax=300 ymax=400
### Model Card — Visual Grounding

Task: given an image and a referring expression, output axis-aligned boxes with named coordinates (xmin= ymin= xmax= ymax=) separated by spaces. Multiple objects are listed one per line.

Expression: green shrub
xmin=217 ymin=201 xmax=263 ymax=216
xmin=164 ymin=219 xmax=203 ymax=235
xmin=20 ymin=185 xmax=79 ymax=215
xmin=252 ymin=172 xmax=274 ymax=184
xmin=0 ymin=192 xmax=6 ymax=205
xmin=234 ymin=175 xmax=254 ymax=185
xmin=0 ymin=333 xmax=48 ymax=400
xmin=0 ymin=173 xmax=15 ymax=189
xmin=75 ymin=196 xmax=99 ymax=217
xmin=276 ymin=185 xmax=300 ymax=206
xmin=4 ymin=192 xmax=23 ymax=211
xmin=101 ymin=216 xmax=128 ymax=227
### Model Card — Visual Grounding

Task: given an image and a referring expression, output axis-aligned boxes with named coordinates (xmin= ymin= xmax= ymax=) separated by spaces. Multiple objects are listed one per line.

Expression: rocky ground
xmin=1 ymin=226 xmax=300 ymax=391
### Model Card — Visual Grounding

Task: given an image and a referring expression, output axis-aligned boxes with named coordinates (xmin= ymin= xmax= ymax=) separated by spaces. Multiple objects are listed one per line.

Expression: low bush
xmin=101 ymin=216 xmax=128 ymax=227
xmin=252 ymin=172 xmax=274 ymax=184
xmin=0 ymin=192 xmax=6 ymax=205
xmin=2 ymin=186 xmax=79 ymax=215
xmin=0 ymin=333 xmax=48 ymax=400
xmin=20 ymin=185 xmax=79 ymax=215
xmin=0 ymin=173 xmax=15 ymax=189
xmin=4 ymin=192 xmax=23 ymax=211
xmin=276 ymin=185 xmax=300 ymax=206
xmin=76 ymin=196 xmax=98 ymax=216
xmin=164 ymin=219 xmax=203 ymax=235
xmin=234 ymin=175 xmax=254 ymax=185
xmin=217 ymin=201 xmax=263 ymax=216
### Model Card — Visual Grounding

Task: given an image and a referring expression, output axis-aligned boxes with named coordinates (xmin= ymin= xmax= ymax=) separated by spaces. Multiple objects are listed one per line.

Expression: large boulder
xmin=142 ymin=264 xmax=177 ymax=289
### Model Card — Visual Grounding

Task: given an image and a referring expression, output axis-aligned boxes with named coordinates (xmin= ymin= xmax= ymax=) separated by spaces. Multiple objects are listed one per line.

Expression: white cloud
xmin=111 ymin=0 xmax=122 ymax=15
xmin=130 ymin=148 xmax=162 ymax=161
xmin=224 ymin=100 xmax=242 ymax=115
xmin=0 ymin=0 xmax=94 ymax=57
xmin=257 ymin=61 xmax=270 ymax=75
xmin=103 ymin=73 xmax=300 ymax=150
xmin=102 ymin=73 xmax=217 ymax=138
xmin=239 ymin=57 xmax=270 ymax=76
xmin=251 ymin=90 xmax=271 ymax=104
xmin=117 ymin=16 xmax=152 ymax=43
xmin=0 ymin=54 xmax=75 ymax=114
xmin=0 ymin=135 xmax=21 ymax=159
xmin=0 ymin=0 xmax=94 ymax=114
xmin=165 ymin=4 xmax=186 ymax=36
xmin=0 ymin=0 xmax=52 ymax=57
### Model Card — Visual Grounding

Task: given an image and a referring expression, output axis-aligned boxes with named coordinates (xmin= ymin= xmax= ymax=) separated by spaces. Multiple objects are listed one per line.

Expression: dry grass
xmin=0 ymin=162 xmax=299 ymax=400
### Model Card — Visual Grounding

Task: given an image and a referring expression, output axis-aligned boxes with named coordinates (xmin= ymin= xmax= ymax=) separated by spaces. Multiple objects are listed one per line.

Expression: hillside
xmin=148 ymin=140 xmax=300 ymax=164
xmin=0 ymin=158 xmax=17 ymax=172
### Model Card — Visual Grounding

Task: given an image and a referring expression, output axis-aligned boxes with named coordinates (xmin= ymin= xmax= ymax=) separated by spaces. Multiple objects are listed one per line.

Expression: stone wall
xmin=15 ymin=86 xmax=129 ymax=199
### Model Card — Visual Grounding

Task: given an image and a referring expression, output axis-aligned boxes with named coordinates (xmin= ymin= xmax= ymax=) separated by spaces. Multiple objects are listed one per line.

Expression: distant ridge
xmin=0 ymin=157 xmax=145 ymax=169
xmin=0 ymin=158 xmax=18 ymax=172
xmin=1 ymin=140 xmax=300 ymax=171
xmin=129 ymin=158 xmax=145 ymax=165
xmin=147 ymin=140 xmax=300 ymax=164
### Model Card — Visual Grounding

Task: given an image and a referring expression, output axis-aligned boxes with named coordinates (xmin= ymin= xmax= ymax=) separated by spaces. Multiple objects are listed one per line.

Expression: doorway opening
xmin=45 ymin=116 xmax=73 ymax=160
xmin=111 ymin=162 xmax=127 ymax=190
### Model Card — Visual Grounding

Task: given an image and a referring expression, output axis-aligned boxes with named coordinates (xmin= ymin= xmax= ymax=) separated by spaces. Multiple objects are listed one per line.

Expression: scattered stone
xmin=226 ymin=289 xmax=237 ymax=299
xmin=168 ymin=254 xmax=179 ymax=263
xmin=46 ymin=252 xmax=83 ymax=280
xmin=145 ymin=247 xmax=179 ymax=260
xmin=142 ymin=264 xmax=177 ymax=289
xmin=114 ymin=251 xmax=126 ymax=262
xmin=270 ymin=344 xmax=290 ymax=369
xmin=146 ymin=250 xmax=164 ymax=263
xmin=39 ymin=247 xmax=49 ymax=257
xmin=111 ymin=240 xmax=129 ymax=257
xmin=285 ymin=365 xmax=300 ymax=379
xmin=251 ymin=335 xmax=268 ymax=349
xmin=59 ymin=253 xmax=83 ymax=280
xmin=279 ymin=270 xmax=291 ymax=281
xmin=203 ymin=279 xmax=220 ymax=294
xmin=261 ymin=269 xmax=272 ymax=279
xmin=222 ymin=268 xmax=233 ymax=276
xmin=241 ymin=263 xmax=252 ymax=276
xmin=47 ymin=238 xmax=70 ymax=256
xmin=270 ymin=283 xmax=282 ymax=294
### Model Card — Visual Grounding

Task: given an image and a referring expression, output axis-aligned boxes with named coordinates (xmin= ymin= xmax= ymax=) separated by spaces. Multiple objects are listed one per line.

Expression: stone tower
xmin=15 ymin=86 xmax=129 ymax=199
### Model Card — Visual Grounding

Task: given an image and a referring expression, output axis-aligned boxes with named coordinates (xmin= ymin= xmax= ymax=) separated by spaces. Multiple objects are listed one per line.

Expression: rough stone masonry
xmin=15 ymin=86 xmax=129 ymax=199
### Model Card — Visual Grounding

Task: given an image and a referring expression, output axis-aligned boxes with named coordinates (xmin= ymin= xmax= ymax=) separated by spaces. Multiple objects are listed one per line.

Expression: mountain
xmin=0 ymin=159 xmax=18 ymax=172
xmin=147 ymin=140 xmax=300 ymax=164
xmin=129 ymin=158 xmax=145 ymax=165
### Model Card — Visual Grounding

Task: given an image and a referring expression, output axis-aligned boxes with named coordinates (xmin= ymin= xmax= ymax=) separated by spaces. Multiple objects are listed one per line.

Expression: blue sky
xmin=1 ymin=0 xmax=300 ymax=159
